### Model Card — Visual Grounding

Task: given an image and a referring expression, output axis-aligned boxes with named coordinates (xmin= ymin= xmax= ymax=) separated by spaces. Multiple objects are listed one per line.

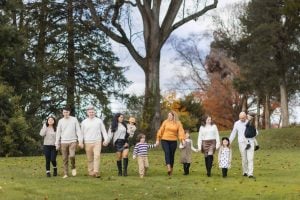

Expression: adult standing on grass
xmin=81 ymin=105 xmax=109 ymax=178
xmin=40 ymin=116 xmax=58 ymax=177
xmin=155 ymin=111 xmax=185 ymax=176
xmin=197 ymin=115 xmax=220 ymax=177
xmin=229 ymin=111 xmax=256 ymax=178
xmin=108 ymin=113 xmax=130 ymax=176
xmin=55 ymin=107 xmax=83 ymax=178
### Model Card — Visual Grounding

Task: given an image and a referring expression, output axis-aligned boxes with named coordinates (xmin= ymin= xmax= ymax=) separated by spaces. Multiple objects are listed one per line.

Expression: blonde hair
xmin=169 ymin=110 xmax=179 ymax=123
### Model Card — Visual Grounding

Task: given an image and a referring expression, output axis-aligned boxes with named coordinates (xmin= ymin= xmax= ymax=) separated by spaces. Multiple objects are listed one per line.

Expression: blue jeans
xmin=43 ymin=145 xmax=57 ymax=171
xmin=161 ymin=140 xmax=177 ymax=168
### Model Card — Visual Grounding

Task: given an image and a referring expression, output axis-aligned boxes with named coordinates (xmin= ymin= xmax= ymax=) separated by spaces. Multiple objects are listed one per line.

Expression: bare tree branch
xmin=171 ymin=0 xmax=218 ymax=32
xmin=86 ymin=0 xmax=145 ymax=67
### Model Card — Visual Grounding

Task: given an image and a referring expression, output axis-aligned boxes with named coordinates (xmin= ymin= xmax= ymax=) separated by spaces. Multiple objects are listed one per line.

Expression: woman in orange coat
xmin=156 ymin=111 xmax=185 ymax=176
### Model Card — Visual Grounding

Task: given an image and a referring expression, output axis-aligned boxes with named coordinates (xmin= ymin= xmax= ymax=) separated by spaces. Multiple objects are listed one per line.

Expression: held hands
xmin=124 ymin=143 xmax=129 ymax=148
xmin=102 ymin=141 xmax=109 ymax=147
xmin=133 ymin=155 xmax=136 ymax=159
xmin=55 ymin=144 xmax=60 ymax=151
xmin=78 ymin=143 xmax=84 ymax=149
xmin=155 ymin=140 xmax=159 ymax=147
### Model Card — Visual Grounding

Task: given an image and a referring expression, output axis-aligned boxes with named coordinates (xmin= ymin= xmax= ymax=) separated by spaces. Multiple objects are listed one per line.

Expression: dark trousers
xmin=161 ymin=140 xmax=177 ymax=168
xmin=44 ymin=145 xmax=57 ymax=171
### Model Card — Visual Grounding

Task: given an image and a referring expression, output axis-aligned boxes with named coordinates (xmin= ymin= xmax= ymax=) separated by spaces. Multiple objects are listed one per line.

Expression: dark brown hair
xmin=46 ymin=116 xmax=57 ymax=132
xmin=136 ymin=133 xmax=146 ymax=142
xmin=201 ymin=115 xmax=214 ymax=126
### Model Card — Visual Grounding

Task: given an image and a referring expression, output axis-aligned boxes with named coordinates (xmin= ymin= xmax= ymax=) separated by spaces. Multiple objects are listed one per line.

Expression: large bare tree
xmin=85 ymin=0 xmax=218 ymax=137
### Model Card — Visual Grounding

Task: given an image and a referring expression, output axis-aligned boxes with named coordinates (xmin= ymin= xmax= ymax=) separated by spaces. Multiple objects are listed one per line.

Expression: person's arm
xmin=107 ymin=127 xmax=113 ymax=143
xmin=229 ymin=148 xmax=232 ymax=168
xmin=75 ymin=118 xmax=83 ymax=148
xmin=190 ymin=140 xmax=198 ymax=152
xmin=155 ymin=121 xmax=166 ymax=146
xmin=132 ymin=144 xmax=138 ymax=159
xmin=218 ymin=147 xmax=221 ymax=164
xmin=81 ymin=121 xmax=85 ymax=143
xmin=39 ymin=123 xmax=47 ymax=137
xmin=214 ymin=125 xmax=221 ymax=149
xmin=197 ymin=126 xmax=203 ymax=151
xmin=55 ymin=120 xmax=62 ymax=149
xmin=147 ymin=143 xmax=156 ymax=149
xmin=177 ymin=122 xmax=185 ymax=143
xmin=100 ymin=120 xmax=109 ymax=145
xmin=229 ymin=122 xmax=237 ymax=143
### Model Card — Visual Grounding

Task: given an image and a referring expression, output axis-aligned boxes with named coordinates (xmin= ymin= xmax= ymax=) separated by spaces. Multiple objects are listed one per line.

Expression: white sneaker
xmin=62 ymin=175 xmax=68 ymax=179
xmin=72 ymin=169 xmax=77 ymax=176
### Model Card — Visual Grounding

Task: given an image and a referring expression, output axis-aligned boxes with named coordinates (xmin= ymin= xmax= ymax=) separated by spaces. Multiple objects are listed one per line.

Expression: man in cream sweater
xmin=55 ymin=107 xmax=83 ymax=178
xmin=81 ymin=105 xmax=109 ymax=178
xmin=229 ymin=112 xmax=256 ymax=178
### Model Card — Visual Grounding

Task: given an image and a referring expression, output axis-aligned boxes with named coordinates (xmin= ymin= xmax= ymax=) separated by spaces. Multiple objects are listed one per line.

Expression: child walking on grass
xmin=179 ymin=130 xmax=197 ymax=175
xmin=132 ymin=134 xmax=156 ymax=178
xmin=218 ymin=137 xmax=232 ymax=178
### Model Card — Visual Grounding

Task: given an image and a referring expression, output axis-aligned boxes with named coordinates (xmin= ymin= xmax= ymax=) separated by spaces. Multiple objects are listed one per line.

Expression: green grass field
xmin=1 ymin=127 xmax=300 ymax=200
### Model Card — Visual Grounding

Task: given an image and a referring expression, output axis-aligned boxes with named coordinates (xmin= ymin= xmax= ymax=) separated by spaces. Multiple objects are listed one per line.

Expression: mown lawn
xmin=0 ymin=127 xmax=300 ymax=200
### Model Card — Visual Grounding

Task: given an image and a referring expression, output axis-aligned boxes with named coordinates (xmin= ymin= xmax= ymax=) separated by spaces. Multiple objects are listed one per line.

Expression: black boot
xmin=46 ymin=171 xmax=51 ymax=177
xmin=205 ymin=156 xmax=211 ymax=177
xmin=222 ymin=168 xmax=227 ymax=177
xmin=117 ymin=160 xmax=122 ymax=176
xmin=207 ymin=155 xmax=213 ymax=177
xmin=186 ymin=163 xmax=190 ymax=175
xmin=183 ymin=163 xmax=188 ymax=175
xmin=53 ymin=167 xmax=57 ymax=177
xmin=123 ymin=158 xmax=128 ymax=177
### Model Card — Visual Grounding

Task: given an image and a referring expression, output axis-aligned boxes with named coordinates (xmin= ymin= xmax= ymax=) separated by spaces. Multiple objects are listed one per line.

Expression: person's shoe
xmin=245 ymin=144 xmax=251 ymax=150
xmin=167 ymin=171 xmax=171 ymax=176
xmin=62 ymin=175 xmax=68 ymax=179
xmin=243 ymin=173 xmax=248 ymax=177
xmin=255 ymin=145 xmax=260 ymax=151
xmin=71 ymin=169 xmax=77 ymax=177
xmin=248 ymin=175 xmax=255 ymax=178
xmin=94 ymin=172 xmax=100 ymax=178
xmin=53 ymin=168 xmax=57 ymax=176
xmin=46 ymin=172 xmax=51 ymax=177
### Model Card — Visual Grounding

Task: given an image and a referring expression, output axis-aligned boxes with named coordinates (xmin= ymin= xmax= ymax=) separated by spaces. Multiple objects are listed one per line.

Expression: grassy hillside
xmin=0 ymin=127 xmax=300 ymax=200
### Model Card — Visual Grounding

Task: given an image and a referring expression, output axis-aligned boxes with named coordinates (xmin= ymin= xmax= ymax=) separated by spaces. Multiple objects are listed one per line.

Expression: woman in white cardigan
xmin=197 ymin=115 xmax=220 ymax=177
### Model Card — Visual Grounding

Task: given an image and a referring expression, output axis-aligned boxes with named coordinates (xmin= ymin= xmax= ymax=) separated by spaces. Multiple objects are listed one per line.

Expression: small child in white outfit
xmin=218 ymin=137 xmax=232 ymax=178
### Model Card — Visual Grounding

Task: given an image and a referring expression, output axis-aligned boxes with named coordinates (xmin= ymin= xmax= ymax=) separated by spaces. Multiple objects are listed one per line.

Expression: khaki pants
xmin=61 ymin=142 xmax=77 ymax=176
xmin=137 ymin=156 xmax=149 ymax=176
xmin=239 ymin=141 xmax=255 ymax=176
xmin=85 ymin=141 xmax=102 ymax=175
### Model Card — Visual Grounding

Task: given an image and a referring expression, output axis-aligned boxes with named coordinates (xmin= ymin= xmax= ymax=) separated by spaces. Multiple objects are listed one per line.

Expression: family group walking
xmin=40 ymin=106 xmax=259 ymax=179
xmin=40 ymin=106 xmax=136 ymax=178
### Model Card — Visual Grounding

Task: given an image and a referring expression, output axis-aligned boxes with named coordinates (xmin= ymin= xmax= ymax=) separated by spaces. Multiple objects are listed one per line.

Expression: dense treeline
xmin=0 ymin=0 xmax=129 ymax=156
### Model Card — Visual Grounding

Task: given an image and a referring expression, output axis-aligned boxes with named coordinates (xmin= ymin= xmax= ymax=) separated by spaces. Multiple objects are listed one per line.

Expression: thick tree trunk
xmin=27 ymin=0 xmax=47 ymax=116
xmin=264 ymin=93 xmax=270 ymax=129
xmin=241 ymin=94 xmax=248 ymax=112
xmin=66 ymin=0 xmax=76 ymax=115
xmin=143 ymin=55 xmax=161 ymax=139
xmin=280 ymin=79 xmax=289 ymax=127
